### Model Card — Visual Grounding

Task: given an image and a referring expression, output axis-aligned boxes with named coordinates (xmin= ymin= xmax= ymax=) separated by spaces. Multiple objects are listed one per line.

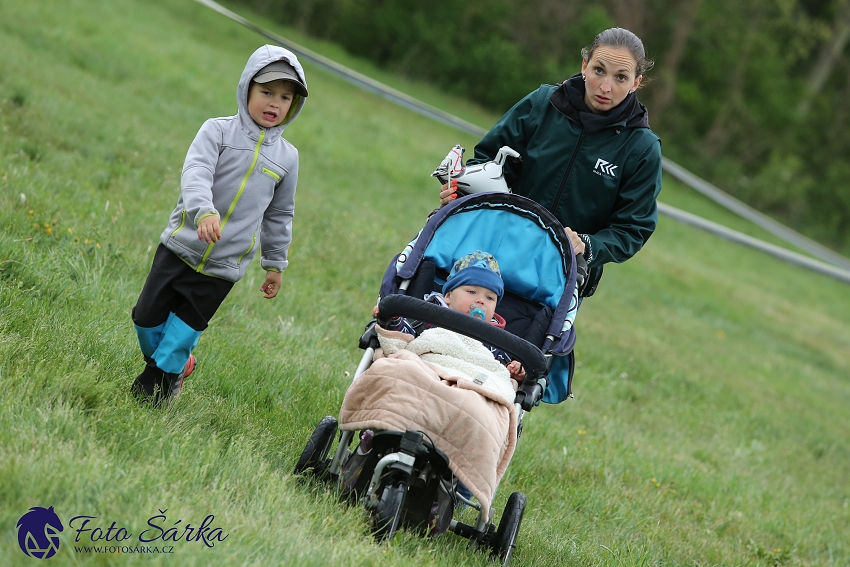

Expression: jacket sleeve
xmin=585 ymin=138 xmax=662 ymax=267
xmin=468 ymin=88 xmax=544 ymax=187
xmin=260 ymin=152 xmax=298 ymax=272
xmin=180 ymin=120 xmax=222 ymax=225
xmin=386 ymin=316 xmax=417 ymax=336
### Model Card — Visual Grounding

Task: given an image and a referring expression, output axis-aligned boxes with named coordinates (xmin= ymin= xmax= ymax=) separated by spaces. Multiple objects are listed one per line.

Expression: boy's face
xmin=444 ymin=285 xmax=498 ymax=322
xmin=247 ymin=79 xmax=297 ymax=128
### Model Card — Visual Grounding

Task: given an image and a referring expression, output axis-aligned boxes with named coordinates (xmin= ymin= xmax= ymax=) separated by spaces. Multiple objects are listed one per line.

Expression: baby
xmin=374 ymin=250 xmax=526 ymax=382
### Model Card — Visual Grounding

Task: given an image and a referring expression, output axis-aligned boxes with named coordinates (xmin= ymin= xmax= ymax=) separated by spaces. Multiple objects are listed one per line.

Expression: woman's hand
xmin=564 ymin=227 xmax=585 ymax=256
xmin=197 ymin=215 xmax=222 ymax=243
xmin=439 ymin=180 xmax=458 ymax=205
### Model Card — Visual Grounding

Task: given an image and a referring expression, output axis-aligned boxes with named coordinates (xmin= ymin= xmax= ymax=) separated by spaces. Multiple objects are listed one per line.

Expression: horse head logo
xmin=16 ymin=506 xmax=64 ymax=559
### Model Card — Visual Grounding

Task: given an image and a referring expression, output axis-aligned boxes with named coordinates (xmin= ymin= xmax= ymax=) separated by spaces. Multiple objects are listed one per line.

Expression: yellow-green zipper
xmin=237 ymin=232 xmax=256 ymax=265
xmin=261 ymin=167 xmax=280 ymax=181
xmin=198 ymin=129 xmax=266 ymax=271
xmin=171 ymin=210 xmax=187 ymax=237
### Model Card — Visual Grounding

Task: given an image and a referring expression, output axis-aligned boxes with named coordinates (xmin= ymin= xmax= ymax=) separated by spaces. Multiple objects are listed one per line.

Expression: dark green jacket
xmin=470 ymin=79 xmax=662 ymax=270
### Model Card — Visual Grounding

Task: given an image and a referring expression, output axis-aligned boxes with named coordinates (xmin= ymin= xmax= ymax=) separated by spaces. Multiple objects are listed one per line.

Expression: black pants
xmin=132 ymin=245 xmax=233 ymax=374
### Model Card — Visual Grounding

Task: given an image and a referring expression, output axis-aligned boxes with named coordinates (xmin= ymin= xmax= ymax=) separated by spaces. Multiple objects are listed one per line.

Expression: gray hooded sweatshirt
xmin=160 ymin=45 xmax=306 ymax=282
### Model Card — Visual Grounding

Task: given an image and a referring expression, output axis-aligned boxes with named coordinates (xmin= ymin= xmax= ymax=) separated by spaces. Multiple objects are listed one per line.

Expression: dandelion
xmin=28 ymin=209 xmax=34 ymax=215
xmin=51 ymin=219 xmax=57 ymax=225
xmin=577 ymin=429 xmax=586 ymax=435
xmin=67 ymin=228 xmax=73 ymax=234
xmin=46 ymin=227 xmax=52 ymax=234
xmin=95 ymin=243 xmax=101 ymax=249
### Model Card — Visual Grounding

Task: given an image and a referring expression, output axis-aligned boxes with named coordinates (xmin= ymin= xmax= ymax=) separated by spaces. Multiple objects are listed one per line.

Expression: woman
xmin=440 ymin=28 xmax=662 ymax=296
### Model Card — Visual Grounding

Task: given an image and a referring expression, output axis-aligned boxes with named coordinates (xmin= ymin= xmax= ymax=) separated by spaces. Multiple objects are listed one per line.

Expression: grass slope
xmin=1 ymin=0 xmax=848 ymax=565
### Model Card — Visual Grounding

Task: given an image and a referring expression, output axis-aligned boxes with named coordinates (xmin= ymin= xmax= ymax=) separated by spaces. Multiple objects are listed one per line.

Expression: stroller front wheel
xmin=293 ymin=416 xmax=338 ymax=479
xmin=491 ymin=491 xmax=526 ymax=566
xmin=372 ymin=477 xmax=408 ymax=541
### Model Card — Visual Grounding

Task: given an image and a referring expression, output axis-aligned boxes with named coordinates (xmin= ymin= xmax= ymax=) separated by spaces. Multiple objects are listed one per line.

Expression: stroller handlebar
xmin=376 ymin=294 xmax=548 ymax=379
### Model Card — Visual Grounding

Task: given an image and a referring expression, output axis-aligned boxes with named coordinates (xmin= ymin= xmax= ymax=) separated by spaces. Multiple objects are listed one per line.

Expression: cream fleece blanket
xmin=339 ymin=326 xmax=519 ymax=514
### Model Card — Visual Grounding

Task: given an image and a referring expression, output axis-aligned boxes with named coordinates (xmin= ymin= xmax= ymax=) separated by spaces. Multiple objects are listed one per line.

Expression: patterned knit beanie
xmin=442 ymin=250 xmax=504 ymax=302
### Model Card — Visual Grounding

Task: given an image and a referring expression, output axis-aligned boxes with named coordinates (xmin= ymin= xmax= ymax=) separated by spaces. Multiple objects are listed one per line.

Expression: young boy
xmin=131 ymin=45 xmax=308 ymax=405
xmin=374 ymin=250 xmax=526 ymax=382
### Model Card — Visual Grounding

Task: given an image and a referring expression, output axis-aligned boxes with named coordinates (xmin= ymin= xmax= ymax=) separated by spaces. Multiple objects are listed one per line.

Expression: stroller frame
xmin=294 ymin=193 xmax=580 ymax=565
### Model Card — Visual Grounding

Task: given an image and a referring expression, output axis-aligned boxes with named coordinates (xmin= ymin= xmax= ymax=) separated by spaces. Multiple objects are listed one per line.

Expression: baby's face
xmin=444 ymin=285 xmax=497 ymax=322
xmin=247 ymin=79 xmax=296 ymax=128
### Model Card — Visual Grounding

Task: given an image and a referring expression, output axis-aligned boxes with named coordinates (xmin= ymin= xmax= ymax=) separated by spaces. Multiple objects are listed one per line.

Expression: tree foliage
xmin=236 ymin=0 xmax=850 ymax=254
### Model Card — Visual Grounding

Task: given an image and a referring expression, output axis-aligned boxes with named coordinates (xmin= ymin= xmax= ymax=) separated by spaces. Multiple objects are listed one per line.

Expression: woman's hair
xmin=581 ymin=28 xmax=654 ymax=76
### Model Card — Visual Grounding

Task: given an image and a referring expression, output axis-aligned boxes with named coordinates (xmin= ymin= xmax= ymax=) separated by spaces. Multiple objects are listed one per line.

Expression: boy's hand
xmin=198 ymin=215 xmax=222 ymax=243
xmin=261 ymin=271 xmax=282 ymax=299
xmin=507 ymin=360 xmax=526 ymax=383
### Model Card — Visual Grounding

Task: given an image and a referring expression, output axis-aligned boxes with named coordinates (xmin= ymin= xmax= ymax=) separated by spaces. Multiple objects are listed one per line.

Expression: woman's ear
xmin=632 ymin=74 xmax=643 ymax=92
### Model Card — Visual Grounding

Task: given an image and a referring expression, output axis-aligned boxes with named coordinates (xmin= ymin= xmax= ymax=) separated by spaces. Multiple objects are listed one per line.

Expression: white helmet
xmin=432 ymin=144 xmax=521 ymax=196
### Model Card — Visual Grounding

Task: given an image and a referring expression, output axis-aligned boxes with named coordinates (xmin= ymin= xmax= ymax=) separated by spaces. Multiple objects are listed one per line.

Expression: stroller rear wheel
xmin=294 ymin=416 xmax=338 ymax=479
xmin=491 ymin=491 xmax=526 ymax=566
xmin=372 ymin=477 xmax=408 ymax=541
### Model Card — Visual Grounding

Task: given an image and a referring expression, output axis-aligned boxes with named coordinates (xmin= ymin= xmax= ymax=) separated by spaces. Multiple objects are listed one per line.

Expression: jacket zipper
xmin=171 ymin=210 xmax=187 ymax=237
xmin=237 ymin=232 xmax=256 ymax=265
xmin=550 ymin=130 xmax=586 ymax=214
xmin=261 ymin=166 xmax=280 ymax=181
xmin=198 ymin=129 xmax=266 ymax=271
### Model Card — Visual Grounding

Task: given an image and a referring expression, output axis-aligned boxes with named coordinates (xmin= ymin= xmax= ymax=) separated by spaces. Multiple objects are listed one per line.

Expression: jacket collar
xmin=550 ymin=73 xmax=650 ymax=133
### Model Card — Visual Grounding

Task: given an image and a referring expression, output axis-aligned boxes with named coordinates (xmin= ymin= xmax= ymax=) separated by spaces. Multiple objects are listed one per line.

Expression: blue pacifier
xmin=469 ymin=305 xmax=486 ymax=320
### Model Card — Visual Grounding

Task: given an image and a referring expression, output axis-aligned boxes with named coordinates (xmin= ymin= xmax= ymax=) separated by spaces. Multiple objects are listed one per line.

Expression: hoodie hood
xmin=237 ymin=44 xmax=307 ymax=140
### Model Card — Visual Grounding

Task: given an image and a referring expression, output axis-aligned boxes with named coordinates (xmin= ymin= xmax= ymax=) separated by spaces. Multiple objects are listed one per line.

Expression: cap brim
xmin=253 ymin=71 xmax=308 ymax=96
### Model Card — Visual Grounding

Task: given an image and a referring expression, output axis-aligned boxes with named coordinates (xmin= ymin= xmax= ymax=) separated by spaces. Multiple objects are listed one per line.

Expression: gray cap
xmin=252 ymin=60 xmax=308 ymax=96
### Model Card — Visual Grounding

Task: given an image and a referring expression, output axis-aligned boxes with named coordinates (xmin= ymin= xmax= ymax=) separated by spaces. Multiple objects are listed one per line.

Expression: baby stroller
xmin=294 ymin=192 xmax=581 ymax=565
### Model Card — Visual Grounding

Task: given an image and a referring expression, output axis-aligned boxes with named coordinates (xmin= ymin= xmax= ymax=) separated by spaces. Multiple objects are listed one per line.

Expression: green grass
xmin=1 ymin=0 xmax=849 ymax=565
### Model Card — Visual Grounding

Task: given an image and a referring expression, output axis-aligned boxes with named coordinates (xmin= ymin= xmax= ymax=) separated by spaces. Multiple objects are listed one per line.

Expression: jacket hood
xmin=550 ymin=73 xmax=650 ymax=133
xmin=237 ymin=44 xmax=307 ymax=140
